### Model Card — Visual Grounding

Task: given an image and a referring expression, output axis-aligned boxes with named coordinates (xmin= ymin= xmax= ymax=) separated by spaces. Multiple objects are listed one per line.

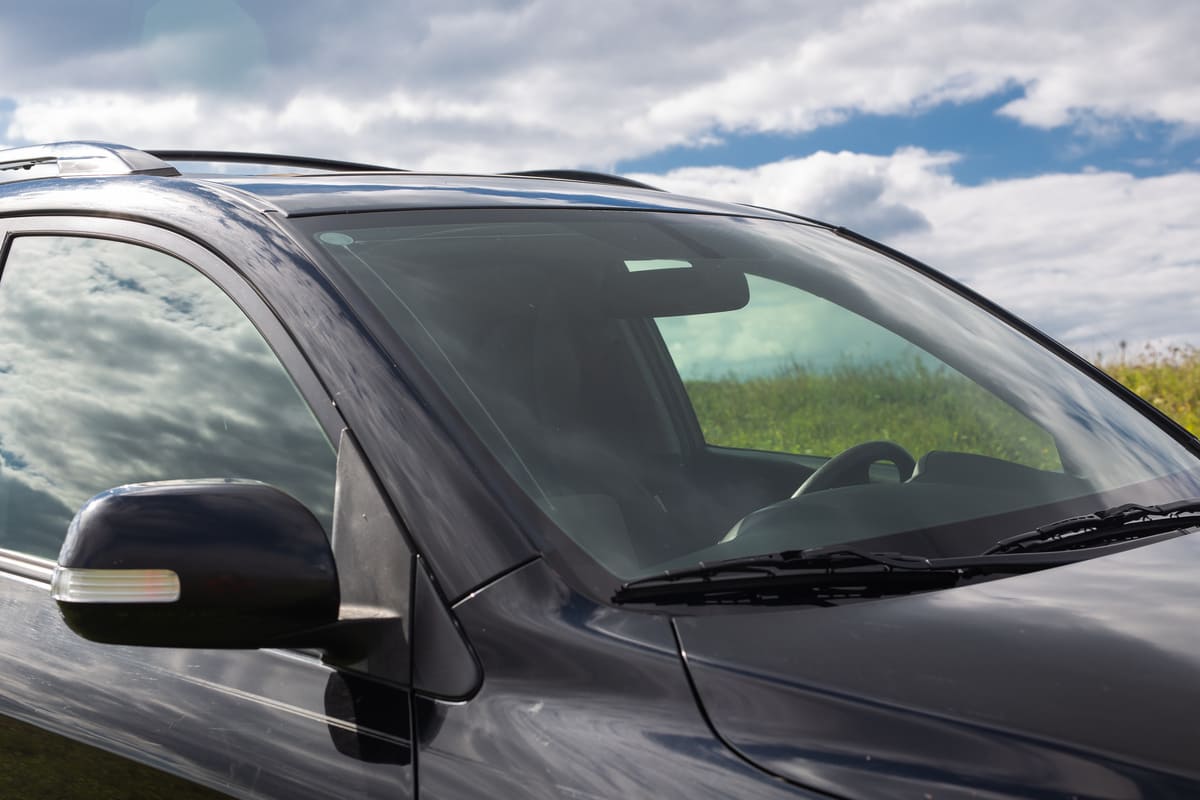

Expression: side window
xmin=655 ymin=274 xmax=1061 ymax=470
xmin=0 ymin=236 xmax=337 ymax=558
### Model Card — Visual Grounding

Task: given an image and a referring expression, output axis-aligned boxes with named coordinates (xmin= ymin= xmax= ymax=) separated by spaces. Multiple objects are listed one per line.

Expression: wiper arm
xmin=983 ymin=498 xmax=1200 ymax=555
xmin=612 ymin=547 xmax=1067 ymax=605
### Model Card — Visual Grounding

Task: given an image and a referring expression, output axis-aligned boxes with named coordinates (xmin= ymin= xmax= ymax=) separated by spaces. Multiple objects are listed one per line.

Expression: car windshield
xmin=302 ymin=208 xmax=1200 ymax=580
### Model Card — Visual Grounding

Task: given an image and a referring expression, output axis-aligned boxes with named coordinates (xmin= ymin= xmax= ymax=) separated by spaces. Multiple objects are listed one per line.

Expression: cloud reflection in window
xmin=0 ymin=236 xmax=336 ymax=558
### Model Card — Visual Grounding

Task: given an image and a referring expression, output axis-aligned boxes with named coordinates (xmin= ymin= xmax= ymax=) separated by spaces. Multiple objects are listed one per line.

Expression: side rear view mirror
xmin=52 ymin=479 xmax=340 ymax=649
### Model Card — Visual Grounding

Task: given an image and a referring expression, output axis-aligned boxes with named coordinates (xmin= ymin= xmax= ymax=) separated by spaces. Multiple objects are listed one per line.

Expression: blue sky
xmin=1 ymin=0 xmax=1198 ymax=356
xmin=619 ymin=86 xmax=1200 ymax=186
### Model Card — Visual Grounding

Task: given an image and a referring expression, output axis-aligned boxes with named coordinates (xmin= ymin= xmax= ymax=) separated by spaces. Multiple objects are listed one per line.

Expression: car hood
xmin=674 ymin=534 xmax=1200 ymax=799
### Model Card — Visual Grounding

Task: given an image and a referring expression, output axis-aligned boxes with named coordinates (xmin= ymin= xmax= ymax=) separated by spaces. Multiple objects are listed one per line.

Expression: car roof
xmin=0 ymin=140 xmax=799 ymax=222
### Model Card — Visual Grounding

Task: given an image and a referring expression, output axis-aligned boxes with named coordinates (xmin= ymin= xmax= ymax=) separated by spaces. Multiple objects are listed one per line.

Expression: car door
xmin=0 ymin=220 xmax=415 ymax=799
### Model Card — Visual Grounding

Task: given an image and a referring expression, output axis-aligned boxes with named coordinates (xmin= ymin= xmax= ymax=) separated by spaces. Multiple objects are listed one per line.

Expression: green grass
xmin=0 ymin=712 xmax=226 ymax=798
xmin=683 ymin=348 xmax=1200 ymax=467
xmin=684 ymin=360 xmax=1061 ymax=469
xmin=1099 ymin=345 xmax=1200 ymax=435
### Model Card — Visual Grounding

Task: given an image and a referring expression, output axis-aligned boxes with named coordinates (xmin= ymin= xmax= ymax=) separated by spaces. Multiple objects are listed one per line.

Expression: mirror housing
xmin=53 ymin=480 xmax=340 ymax=648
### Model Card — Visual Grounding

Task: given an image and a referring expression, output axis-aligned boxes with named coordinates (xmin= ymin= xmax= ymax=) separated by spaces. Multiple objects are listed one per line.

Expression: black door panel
xmin=0 ymin=571 xmax=413 ymax=799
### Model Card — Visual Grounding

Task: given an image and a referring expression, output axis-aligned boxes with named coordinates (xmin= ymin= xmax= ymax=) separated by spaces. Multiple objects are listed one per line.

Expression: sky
xmin=1 ymin=0 xmax=1198 ymax=358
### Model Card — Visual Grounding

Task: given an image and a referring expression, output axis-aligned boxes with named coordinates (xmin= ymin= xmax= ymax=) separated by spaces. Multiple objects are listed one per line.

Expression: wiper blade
xmin=983 ymin=498 xmax=1200 ymax=555
xmin=613 ymin=503 xmax=1200 ymax=606
xmin=612 ymin=547 xmax=1062 ymax=605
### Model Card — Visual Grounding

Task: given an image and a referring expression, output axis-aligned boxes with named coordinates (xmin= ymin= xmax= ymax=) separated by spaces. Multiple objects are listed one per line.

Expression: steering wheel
xmin=792 ymin=440 xmax=916 ymax=497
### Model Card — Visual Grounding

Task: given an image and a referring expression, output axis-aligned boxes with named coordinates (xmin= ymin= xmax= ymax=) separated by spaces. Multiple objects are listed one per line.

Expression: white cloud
xmin=637 ymin=151 xmax=1200 ymax=356
xmin=892 ymin=169 xmax=1200 ymax=358
xmin=630 ymin=148 xmax=955 ymax=237
xmin=5 ymin=94 xmax=202 ymax=147
xmin=2 ymin=2 xmax=1198 ymax=354
xmin=2 ymin=1 xmax=1198 ymax=168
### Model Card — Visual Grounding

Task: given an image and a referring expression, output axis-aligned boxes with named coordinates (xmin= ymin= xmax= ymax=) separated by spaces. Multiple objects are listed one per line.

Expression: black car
xmin=0 ymin=140 xmax=1197 ymax=799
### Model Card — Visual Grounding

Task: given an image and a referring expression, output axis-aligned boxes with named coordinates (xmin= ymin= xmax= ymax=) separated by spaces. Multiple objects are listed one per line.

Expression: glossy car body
xmin=0 ymin=143 xmax=1197 ymax=799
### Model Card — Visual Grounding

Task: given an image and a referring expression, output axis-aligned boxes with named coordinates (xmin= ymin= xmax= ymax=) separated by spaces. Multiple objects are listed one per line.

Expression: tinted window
xmin=0 ymin=236 xmax=336 ymax=558
xmin=303 ymin=210 xmax=1200 ymax=578
xmin=655 ymin=274 xmax=1062 ymax=470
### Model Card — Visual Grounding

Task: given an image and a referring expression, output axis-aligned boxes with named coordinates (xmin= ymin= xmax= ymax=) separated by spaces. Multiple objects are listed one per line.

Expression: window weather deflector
xmin=983 ymin=499 xmax=1200 ymax=555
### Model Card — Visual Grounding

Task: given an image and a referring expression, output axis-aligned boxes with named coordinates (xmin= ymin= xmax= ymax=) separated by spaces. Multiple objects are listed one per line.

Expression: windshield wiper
xmin=982 ymin=498 xmax=1200 ymax=555
xmin=613 ymin=502 xmax=1200 ymax=605
xmin=612 ymin=547 xmax=1071 ymax=605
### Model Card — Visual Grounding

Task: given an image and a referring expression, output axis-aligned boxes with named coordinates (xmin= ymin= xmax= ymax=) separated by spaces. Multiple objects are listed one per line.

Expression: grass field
xmin=1100 ymin=345 xmax=1200 ymax=434
xmin=683 ymin=347 xmax=1200 ymax=463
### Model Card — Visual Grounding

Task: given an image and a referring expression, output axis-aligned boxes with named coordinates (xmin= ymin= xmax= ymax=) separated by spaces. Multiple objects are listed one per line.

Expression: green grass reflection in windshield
xmin=657 ymin=275 xmax=1061 ymax=471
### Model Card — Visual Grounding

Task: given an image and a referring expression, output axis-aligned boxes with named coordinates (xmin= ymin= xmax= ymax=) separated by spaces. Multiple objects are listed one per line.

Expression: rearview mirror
xmin=606 ymin=262 xmax=749 ymax=317
xmin=52 ymin=479 xmax=340 ymax=648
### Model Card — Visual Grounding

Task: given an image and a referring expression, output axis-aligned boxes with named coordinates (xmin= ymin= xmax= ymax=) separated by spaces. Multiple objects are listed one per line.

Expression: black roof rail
xmin=0 ymin=143 xmax=658 ymax=192
xmin=148 ymin=150 xmax=404 ymax=174
xmin=505 ymin=169 xmax=661 ymax=191
xmin=0 ymin=141 xmax=179 ymax=184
